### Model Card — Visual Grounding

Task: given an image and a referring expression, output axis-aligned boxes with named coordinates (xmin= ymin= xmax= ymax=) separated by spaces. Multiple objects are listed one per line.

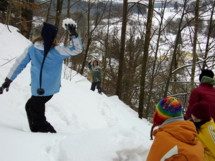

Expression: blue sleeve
xmin=54 ymin=37 xmax=83 ymax=58
xmin=7 ymin=45 xmax=31 ymax=81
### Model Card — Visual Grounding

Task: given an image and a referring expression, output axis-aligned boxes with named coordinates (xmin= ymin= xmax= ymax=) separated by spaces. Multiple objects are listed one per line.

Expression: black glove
xmin=65 ymin=24 xmax=78 ymax=38
xmin=0 ymin=77 xmax=12 ymax=94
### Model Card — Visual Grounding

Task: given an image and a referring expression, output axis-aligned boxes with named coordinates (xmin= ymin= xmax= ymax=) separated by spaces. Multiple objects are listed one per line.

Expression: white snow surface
xmin=0 ymin=23 xmax=152 ymax=161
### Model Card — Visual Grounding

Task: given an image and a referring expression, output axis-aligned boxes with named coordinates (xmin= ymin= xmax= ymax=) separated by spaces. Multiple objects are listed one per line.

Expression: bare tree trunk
xmin=138 ymin=0 xmax=154 ymax=119
xmin=190 ymin=0 xmax=200 ymax=90
xmin=102 ymin=0 xmax=113 ymax=87
xmin=202 ymin=1 xmax=215 ymax=69
xmin=64 ymin=0 xmax=70 ymax=45
xmin=5 ymin=0 xmax=11 ymax=29
xmin=45 ymin=0 xmax=52 ymax=22
xmin=80 ymin=37 xmax=91 ymax=74
xmin=55 ymin=0 xmax=64 ymax=27
xmin=172 ymin=32 xmax=182 ymax=95
xmin=20 ymin=0 xmax=34 ymax=39
xmin=116 ymin=0 xmax=128 ymax=99
xmin=0 ymin=0 xmax=9 ymax=24
xmin=145 ymin=0 xmax=167 ymax=119
xmin=163 ymin=0 xmax=188 ymax=97
xmin=80 ymin=0 xmax=92 ymax=75
xmin=63 ymin=0 xmax=71 ymax=68
xmin=80 ymin=0 xmax=108 ymax=74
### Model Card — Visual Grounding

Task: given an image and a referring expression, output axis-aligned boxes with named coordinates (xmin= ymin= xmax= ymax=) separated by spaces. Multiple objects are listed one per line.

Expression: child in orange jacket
xmin=147 ymin=97 xmax=204 ymax=161
xmin=191 ymin=102 xmax=215 ymax=161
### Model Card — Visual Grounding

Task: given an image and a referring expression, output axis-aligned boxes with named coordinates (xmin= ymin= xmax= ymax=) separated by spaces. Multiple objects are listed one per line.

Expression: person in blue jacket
xmin=0 ymin=21 xmax=83 ymax=133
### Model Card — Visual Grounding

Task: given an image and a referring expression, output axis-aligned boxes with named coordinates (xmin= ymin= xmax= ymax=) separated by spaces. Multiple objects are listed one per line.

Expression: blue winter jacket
xmin=7 ymin=37 xmax=83 ymax=96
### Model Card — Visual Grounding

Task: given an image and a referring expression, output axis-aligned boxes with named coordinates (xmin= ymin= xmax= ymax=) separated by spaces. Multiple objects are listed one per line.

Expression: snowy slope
xmin=0 ymin=23 xmax=152 ymax=161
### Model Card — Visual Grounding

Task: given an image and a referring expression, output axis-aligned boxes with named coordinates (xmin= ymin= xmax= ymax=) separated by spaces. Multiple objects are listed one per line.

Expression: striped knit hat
xmin=153 ymin=97 xmax=183 ymax=126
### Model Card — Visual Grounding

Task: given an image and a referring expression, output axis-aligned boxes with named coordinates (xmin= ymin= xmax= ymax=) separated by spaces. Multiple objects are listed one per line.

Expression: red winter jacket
xmin=185 ymin=83 xmax=215 ymax=120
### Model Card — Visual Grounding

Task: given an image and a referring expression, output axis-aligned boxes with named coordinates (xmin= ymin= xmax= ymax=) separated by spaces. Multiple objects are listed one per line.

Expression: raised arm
xmin=55 ymin=36 xmax=83 ymax=57
xmin=55 ymin=18 xmax=83 ymax=58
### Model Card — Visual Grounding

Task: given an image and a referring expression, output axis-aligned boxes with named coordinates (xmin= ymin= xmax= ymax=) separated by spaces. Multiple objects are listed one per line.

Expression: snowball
xmin=62 ymin=18 xmax=77 ymax=30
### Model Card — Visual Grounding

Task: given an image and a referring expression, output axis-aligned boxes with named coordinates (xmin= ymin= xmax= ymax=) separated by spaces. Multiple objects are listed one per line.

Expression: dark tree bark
xmin=80 ymin=1 xmax=108 ymax=74
xmin=55 ymin=0 xmax=64 ymax=27
xmin=102 ymin=0 xmax=113 ymax=87
xmin=80 ymin=0 xmax=92 ymax=75
xmin=145 ymin=0 xmax=167 ymax=119
xmin=20 ymin=0 xmax=34 ymax=39
xmin=138 ymin=0 xmax=154 ymax=119
xmin=190 ymin=0 xmax=200 ymax=90
xmin=163 ymin=0 xmax=188 ymax=97
xmin=116 ymin=0 xmax=128 ymax=99
xmin=45 ymin=0 xmax=52 ymax=22
xmin=202 ymin=1 xmax=215 ymax=69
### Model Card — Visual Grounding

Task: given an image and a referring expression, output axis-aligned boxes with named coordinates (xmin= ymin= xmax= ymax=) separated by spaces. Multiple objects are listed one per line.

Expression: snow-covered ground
xmin=0 ymin=23 xmax=152 ymax=161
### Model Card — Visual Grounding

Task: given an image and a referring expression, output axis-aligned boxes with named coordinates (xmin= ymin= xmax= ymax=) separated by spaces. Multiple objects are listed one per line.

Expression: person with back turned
xmin=147 ymin=97 xmax=204 ymax=161
xmin=185 ymin=69 xmax=215 ymax=121
xmin=0 ymin=19 xmax=83 ymax=133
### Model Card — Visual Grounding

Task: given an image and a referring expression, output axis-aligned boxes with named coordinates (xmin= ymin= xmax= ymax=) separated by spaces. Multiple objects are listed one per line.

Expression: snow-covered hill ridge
xmin=0 ymin=23 xmax=152 ymax=161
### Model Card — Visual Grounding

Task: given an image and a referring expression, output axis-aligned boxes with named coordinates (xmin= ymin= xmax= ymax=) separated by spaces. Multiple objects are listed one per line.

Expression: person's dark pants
xmin=25 ymin=95 xmax=56 ymax=133
xmin=91 ymin=81 xmax=102 ymax=94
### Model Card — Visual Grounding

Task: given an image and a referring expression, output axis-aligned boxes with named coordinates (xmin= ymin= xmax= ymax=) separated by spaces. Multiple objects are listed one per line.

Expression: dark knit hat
xmin=153 ymin=97 xmax=183 ymax=126
xmin=199 ymin=69 xmax=214 ymax=82
xmin=41 ymin=22 xmax=58 ymax=56
xmin=191 ymin=102 xmax=210 ymax=120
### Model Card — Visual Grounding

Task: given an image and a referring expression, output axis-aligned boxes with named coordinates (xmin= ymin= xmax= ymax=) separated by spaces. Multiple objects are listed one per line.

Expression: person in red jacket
xmin=185 ymin=69 xmax=215 ymax=120
xmin=147 ymin=97 xmax=204 ymax=161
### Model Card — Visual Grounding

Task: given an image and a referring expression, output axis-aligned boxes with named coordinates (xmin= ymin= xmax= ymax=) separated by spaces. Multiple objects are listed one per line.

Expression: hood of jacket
xmin=154 ymin=120 xmax=198 ymax=145
xmin=201 ymin=76 xmax=215 ymax=85
xmin=41 ymin=22 xmax=58 ymax=56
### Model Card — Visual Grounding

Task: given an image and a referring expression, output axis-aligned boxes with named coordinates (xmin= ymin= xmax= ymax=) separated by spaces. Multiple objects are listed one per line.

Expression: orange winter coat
xmin=147 ymin=120 xmax=204 ymax=161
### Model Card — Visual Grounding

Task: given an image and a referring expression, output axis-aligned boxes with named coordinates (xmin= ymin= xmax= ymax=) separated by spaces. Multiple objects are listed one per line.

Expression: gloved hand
xmin=0 ymin=78 xmax=12 ymax=94
xmin=65 ymin=24 xmax=78 ymax=38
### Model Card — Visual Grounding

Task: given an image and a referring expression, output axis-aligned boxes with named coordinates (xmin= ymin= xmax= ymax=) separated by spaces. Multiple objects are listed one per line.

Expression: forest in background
xmin=0 ymin=0 xmax=215 ymax=121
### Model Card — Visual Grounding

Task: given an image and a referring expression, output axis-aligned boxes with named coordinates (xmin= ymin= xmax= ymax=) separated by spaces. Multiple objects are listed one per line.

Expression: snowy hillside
xmin=0 ymin=23 xmax=152 ymax=161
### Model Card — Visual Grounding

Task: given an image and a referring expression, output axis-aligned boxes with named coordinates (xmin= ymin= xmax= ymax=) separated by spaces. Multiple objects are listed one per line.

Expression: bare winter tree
xmin=20 ymin=0 xmax=35 ymax=38
xmin=45 ymin=0 xmax=53 ymax=22
xmin=144 ymin=0 xmax=168 ymax=119
xmin=101 ymin=0 xmax=113 ymax=89
xmin=0 ymin=0 xmax=9 ymax=23
xmin=80 ymin=0 xmax=92 ymax=75
xmin=138 ymin=0 xmax=155 ymax=119
xmin=163 ymin=0 xmax=188 ymax=98
xmin=80 ymin=0 xmax=109 ymax=74
xmin=202 ymin=1 xmax=215 ymax=69
xmin=190 ymin=0 xmax=200 ymax=90
xmin=55 ymin=0 xmax=64 ymax=27
xmin=1 ymin=0 xmax=40 ymax=38
xmin=115 ymin=0 xmax=128 ymax=99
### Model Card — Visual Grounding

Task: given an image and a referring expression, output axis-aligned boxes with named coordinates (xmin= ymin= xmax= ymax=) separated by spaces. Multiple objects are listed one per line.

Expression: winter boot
xmin=32 ymin=121 xmax=56 ymax=133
